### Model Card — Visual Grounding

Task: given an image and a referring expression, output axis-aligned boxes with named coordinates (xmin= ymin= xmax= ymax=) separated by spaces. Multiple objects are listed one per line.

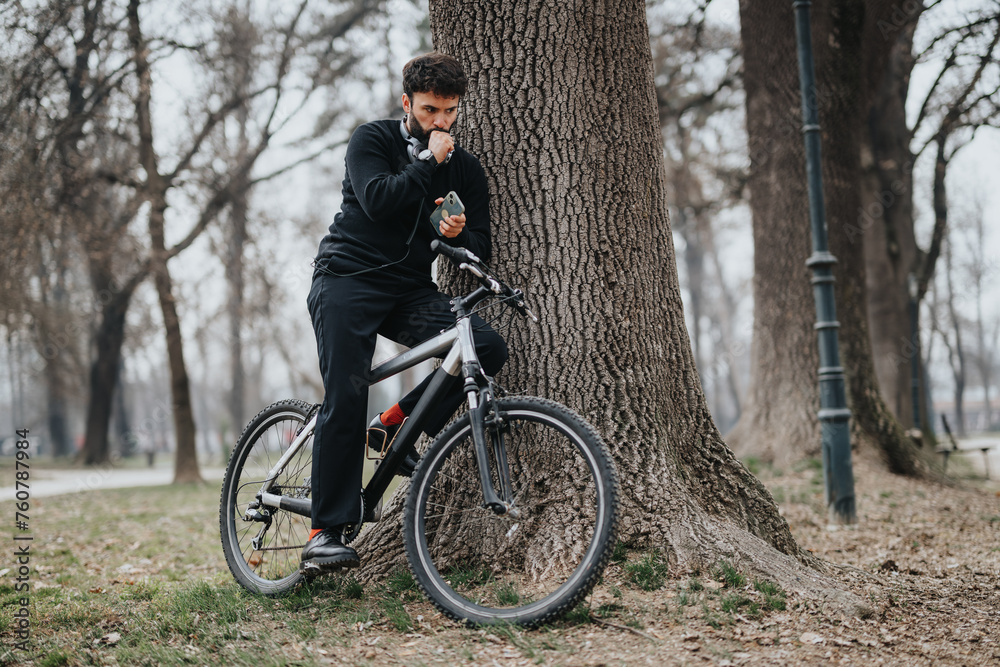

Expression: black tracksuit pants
xmin=306 ymin=270 xmax=508 ymax=529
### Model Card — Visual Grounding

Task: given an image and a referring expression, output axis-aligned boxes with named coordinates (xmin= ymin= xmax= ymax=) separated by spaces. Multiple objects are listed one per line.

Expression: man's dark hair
xmin=402 ymin=52 xmax=468 ymax=99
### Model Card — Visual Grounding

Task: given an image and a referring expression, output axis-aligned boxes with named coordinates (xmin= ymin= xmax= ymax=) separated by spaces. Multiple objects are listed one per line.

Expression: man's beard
xmin=406 ymin=115 xmax=450 ymax=145
xmin=406 ymin=114 xmax=433 ymax=144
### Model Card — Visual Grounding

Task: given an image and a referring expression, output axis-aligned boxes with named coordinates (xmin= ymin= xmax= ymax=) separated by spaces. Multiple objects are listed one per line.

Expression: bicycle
xmin=219 ymin=240 xmax=620 ymax=627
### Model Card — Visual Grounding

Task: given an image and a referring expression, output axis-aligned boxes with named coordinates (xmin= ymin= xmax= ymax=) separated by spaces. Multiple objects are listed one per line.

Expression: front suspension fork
xmin=465 ymin=371 xmax=518 ymax=517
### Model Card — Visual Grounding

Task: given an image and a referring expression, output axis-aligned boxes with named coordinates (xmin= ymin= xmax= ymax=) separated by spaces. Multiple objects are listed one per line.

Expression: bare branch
xmin=248 ymin=138 xmax=349 ymax=187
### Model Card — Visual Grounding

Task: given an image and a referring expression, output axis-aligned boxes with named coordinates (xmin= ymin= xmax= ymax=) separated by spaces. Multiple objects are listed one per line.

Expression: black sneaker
xmin=367 ymin=413 xmax=419 ymax=477
xmin=300 ymin=527 xmax=360 ymax=577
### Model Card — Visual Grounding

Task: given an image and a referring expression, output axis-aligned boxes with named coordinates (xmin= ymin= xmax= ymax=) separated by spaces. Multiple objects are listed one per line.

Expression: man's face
xmin=403 ymin=91 xmax=460 ymax=144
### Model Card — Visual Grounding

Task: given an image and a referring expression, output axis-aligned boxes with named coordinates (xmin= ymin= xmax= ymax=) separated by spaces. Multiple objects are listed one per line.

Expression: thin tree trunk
xmin=701 ymin=211 xmax=743 ymax=426
xmin=356 ymin=0 xmax=865 ymax=610
xmin=225 ymin=15 xmax=254 ymax=436
xmin=150 ymin=205 xmax=202 ymax=483
xmin=128 ymin=0 xmax=202 ymax=483
xmin=226 ymin=127 xmax=249 ymax=437
xmin=678 ymin=205 xmax=706 ymax=382
xmin=943 ymin=239 xmax=967 ymax=436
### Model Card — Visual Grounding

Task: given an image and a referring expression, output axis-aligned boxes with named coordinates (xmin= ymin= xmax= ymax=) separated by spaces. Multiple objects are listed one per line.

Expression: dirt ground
xmin=319 ymin=453 xmax=1000 ymax=666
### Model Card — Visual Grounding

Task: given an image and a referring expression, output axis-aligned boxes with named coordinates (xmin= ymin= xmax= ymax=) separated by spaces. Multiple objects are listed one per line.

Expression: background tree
xmin=352 ymin=0 xmax=864 ymax=608
xmin=863 ymin=2 xmax=1000 ymax=435
xmin=728 ymin=0 xmax=924 ymax=474
xmin=1 ymin=0 xmax=385 ymax=472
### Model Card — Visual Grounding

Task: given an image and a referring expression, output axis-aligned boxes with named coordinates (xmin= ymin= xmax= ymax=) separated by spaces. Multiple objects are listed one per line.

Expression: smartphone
xmin=429 ymin=191 xmax=465 ymax=236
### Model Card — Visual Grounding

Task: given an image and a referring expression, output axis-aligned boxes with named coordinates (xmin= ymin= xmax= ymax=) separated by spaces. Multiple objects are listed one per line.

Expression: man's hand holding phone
xmin=430 ymin=191 xmax=466 ymax=238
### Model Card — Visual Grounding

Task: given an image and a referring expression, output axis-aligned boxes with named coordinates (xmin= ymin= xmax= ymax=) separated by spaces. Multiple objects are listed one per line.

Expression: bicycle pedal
xmin=299 ymin=558 xmax=357 ymax=578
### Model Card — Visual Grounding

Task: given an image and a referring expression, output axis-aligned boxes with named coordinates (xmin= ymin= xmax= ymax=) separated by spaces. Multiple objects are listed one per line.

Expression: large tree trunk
xmin=355 ymin=0 xmax=863 ymax=609
xmin=728 ymin=0 xmax=921 ymax=474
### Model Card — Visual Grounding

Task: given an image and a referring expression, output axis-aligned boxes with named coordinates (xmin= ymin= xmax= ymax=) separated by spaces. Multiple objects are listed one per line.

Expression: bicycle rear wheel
xmin=219 ymin=399 xmax=314 ymax=596
xmin=403 ymin=396 xmax=619 ymax=626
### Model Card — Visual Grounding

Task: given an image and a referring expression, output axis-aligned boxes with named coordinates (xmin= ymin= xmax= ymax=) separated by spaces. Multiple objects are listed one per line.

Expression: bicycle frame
xmin=250 ymin=283 xmax=513 ymax=524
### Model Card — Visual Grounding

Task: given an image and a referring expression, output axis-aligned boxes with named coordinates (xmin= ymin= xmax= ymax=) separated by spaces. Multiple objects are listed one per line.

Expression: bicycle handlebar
xmin=429 ymin=239 xmax=480 ymax=266
xmin=430 ymin=240 xmax=537 ymax=322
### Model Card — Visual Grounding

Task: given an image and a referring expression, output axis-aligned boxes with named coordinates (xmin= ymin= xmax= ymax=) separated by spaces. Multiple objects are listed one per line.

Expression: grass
xmin=380 ymin=597 xmax=414 ymax=631
xmin=754 ymin=578 xmax=788 ymax=611
xmin=495 ymin=581 xmax=521 ymax=606
xmin=610 ymin=540 xmax=629 ymax=564
xmin=720 ymin=591 xmax=757 ymax=615
xmin=444 ymin=563 xmax=494 ymax=590
xmin=712 ymin=561 xmax=746 ymax=589
xmin=386 ymin=568 xmax=419 ymax=598
xmin=624 ymin=550 xmax=670 ymax=591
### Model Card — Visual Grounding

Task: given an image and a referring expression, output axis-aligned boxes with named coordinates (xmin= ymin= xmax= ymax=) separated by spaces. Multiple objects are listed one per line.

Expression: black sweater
xmin=314 ymin=119 xmax=491 ymax=288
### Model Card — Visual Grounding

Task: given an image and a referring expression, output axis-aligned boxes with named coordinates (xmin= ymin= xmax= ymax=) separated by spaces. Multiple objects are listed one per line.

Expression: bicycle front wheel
xmin=220 ymin=399 xmax=314 ymax=596
xmin=403 ymin=396 xmax=619 ymax=627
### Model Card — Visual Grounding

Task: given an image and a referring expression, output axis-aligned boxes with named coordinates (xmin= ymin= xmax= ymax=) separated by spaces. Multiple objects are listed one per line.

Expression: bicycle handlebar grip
xmin=430 ymin=239 xmax=468 ymax=264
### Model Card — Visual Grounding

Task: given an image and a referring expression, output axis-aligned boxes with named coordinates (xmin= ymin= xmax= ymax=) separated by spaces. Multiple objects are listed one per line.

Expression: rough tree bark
xmin=727 ymin=0 xmax=922 ymax=474
xmin=354 ymin=0 xmax=865 ymax=609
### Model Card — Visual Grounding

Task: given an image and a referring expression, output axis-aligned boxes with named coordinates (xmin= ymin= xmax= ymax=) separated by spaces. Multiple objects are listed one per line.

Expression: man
xmin=302 ymin=52 xmax=508 ymax=576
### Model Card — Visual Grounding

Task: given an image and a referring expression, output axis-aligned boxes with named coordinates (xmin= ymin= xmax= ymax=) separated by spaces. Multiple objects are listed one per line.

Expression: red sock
xmin=381 ymin=403 xmax=406 ymax=426
xmin=309 ymin=528 xmax=323 ymax=541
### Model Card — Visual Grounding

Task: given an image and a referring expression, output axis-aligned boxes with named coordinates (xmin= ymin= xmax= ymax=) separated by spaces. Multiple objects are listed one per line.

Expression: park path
xmin=1 ymin=465 xmax=226 ymax=500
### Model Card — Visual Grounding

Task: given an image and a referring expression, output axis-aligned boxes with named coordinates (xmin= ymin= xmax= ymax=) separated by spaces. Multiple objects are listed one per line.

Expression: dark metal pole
xmin=793 ymin=0 xmax=856 ymax=524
